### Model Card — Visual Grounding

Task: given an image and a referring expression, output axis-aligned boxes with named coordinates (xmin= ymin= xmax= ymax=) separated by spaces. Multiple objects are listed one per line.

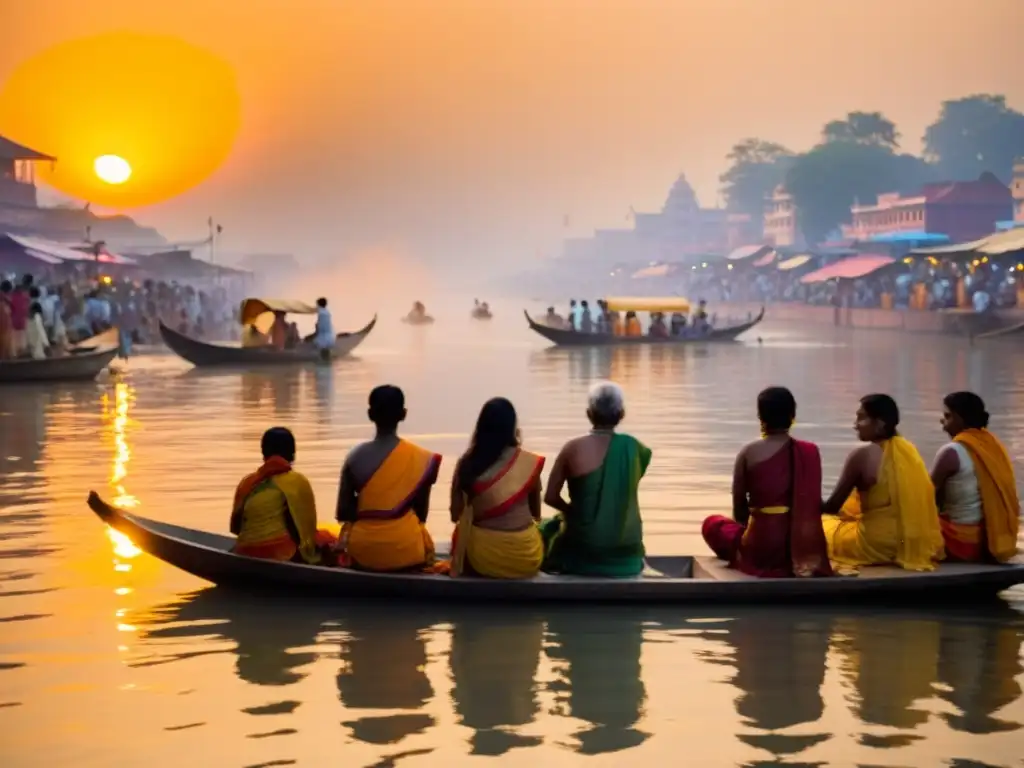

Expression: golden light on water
xmin=109 ymin=381 xmax=138 ymax=509
xmin=94 ymin=154 xmax=132 ymax=184
xmin=106 ymin=527 xmax=141 ymax=559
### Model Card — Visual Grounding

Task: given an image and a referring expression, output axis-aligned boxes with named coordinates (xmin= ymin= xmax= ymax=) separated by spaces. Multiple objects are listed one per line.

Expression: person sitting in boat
xmin=624 ymin=311 xmax=642 ymax=337
xmin=270 ymin=310 xmax=289 ymax=350
xmin=0 ymin=280 xmax=14 ymax=360
xmin=610 ymin=309 xmax=623 ymax=336
xmin=335 ymin=385 xmax=442 ymax=571
xmin=821 ymin=394 xmax=944 ymax=572
xmin=579 ymin=300 xmax=593 ymax=332
xmin=543 ymin=306 xmax=565 ymax=328
xmin=929 ymin=391 xmax=1019 ymax=563
xmin=231 ymin=426 xmax=337 ymax=564
xmin=408 ymin=301 xmax=428 ymax=321
xmin=313 ymin=297 xmax=334 ymax=360
xmin=649 ymin=312 xmax=669 ymax=338
xmin=448 ymin=398 xmax=545 ymax=579
xmin=541 ymin=381 xmax=651 ymax=577
xmin=242 ymin=323 xmax=268 ymax=348
xmin=669 ymin=312 xmax=687 ymax=336
xmin=702 ymin=387 xmax=832 ymax=577
xmin=567 ymin=299 xmax=578 ymax=330
xmin=692 ymin=299 xmax=709 ymax=332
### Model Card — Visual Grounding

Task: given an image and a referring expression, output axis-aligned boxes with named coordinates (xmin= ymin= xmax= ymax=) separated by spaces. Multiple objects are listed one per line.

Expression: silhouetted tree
xmin=923 ymin=94 xmax=1024 ymax=182
xmin=718 ymin=138 xmax=794 ymax=221
xmin=822 ymin=111 xmax=900 ymax=149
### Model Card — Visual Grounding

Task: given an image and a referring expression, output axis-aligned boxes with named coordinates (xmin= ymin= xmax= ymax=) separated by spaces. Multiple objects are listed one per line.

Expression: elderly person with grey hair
xmin=540 ymin=380 xmax=652 ymax=576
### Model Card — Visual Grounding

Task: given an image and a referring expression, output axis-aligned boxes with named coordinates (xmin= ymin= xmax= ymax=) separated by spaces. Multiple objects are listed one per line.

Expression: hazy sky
xmin=3 ymin=0 xmax=1023 ymax=269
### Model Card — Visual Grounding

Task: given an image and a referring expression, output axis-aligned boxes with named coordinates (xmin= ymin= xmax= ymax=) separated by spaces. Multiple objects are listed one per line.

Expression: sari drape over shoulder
xmin=823 ymin=436 xmax=944 ymax=571
xmin=450 ymin=448 xmax=545 ymax=579
xmin=343 ymin=439 xmax=441 ymax=572
xmin=702 ymin=439 xmax=832 ymax=577
xmin=233 ymin=455 xmax=336 ymax=564
xmin=541 ymin=433 xmax=651 ymax=577
xmin=951 ymin=429 xmax=1020 ymax=562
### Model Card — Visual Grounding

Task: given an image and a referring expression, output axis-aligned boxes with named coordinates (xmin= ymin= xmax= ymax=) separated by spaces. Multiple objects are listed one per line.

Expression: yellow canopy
xmin=239 ymin=298 xmax=318 ymax=327
xmin=604 ymin=296 xmax=691 ymax=313
xmin=777 ymin=254 xmax=813 ymax=271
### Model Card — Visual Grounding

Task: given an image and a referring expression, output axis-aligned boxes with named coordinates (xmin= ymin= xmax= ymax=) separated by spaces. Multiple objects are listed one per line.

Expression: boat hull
xmin=159 ymin=316 xmax=376 ymax=367
xmin=88 ymin=493 xmax=1024 ymax=604
xmin=0 ymin=347 xmax=118 ymax=384
xmin=523 ymin=308 xmax=765 ymax=346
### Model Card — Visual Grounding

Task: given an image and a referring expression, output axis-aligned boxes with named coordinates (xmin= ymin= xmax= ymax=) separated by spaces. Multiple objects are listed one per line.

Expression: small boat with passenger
xmin=471 ymin=300 xmax=492 ymax=320
xmin=401 ymin=301 xmax=435 ymax=325
xmin=525 ymin=297 xmax=764 ymax=346
xmin=160 ymin=297 xmax=376 ymax=368
xmin=86 ymin=492 xmax=1024 ymax=603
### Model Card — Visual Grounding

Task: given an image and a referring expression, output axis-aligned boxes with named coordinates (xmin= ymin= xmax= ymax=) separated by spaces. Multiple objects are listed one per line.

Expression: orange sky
xmin=2 ymin=0 xmax=1023 ymax=268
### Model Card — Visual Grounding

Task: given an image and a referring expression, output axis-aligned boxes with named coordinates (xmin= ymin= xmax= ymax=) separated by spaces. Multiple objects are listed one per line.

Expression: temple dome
xmin=661 ymin=173 xmax=700 ymax=215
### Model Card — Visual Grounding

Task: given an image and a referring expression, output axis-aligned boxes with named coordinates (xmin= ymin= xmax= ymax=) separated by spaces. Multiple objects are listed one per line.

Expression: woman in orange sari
xmin=930 ymin=391 xmax=1020 ymax=563
xmin=449 ymin=398 xmax=545 ymax=579
xmin=702 ymin=387 xmax=832 ymax=577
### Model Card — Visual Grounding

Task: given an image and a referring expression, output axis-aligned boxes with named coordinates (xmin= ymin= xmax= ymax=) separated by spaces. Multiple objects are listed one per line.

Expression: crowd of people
xmin=228 ymin=382 xmax=1020 ymax=580
xmin=541 ymin=298 xmax=713 ymax=337
xmin=681 ymin=255 xmax=1021 ymax=312
xmin=0 ymin=270 xmax=245 ymax=360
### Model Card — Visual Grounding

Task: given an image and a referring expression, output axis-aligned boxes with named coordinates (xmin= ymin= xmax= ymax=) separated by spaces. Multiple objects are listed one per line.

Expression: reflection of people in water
xmin=546 ymin=611 xmax=648 ymax=754
xmin=833 ymin=615 xmax=940 ymax=732
xmin=449 ymin=612 xmax=545 ymax=755
xmin=337 ymin=610 xmax=435 ymax=745
xmin=696 ymin=610 xmax=832 ymax=760
xmin=937 ymin=614 xmax=1023 ymax=735
xmin=132 ymin=589 xmax=324 ymax=688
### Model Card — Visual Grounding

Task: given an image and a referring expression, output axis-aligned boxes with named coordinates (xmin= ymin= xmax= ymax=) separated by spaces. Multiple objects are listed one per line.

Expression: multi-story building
xmin=763 ymin=184 xmax=804 ymax=248
xmin=842 ymin=172 xmax=1012 ymax=243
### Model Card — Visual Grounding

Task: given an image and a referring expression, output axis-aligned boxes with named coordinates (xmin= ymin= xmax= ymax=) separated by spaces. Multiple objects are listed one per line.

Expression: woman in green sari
xmin=541 ymin=381 xmax=652 ymax=577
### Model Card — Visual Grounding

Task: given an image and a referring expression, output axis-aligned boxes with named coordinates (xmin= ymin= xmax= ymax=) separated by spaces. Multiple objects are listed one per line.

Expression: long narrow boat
xmin=88 ymin=493 xmax=1024 ymax=603
xmin=525 ymin=306 xmax=765 ymax=347
xmin=0 ymin=347 xmax=118 ymax=384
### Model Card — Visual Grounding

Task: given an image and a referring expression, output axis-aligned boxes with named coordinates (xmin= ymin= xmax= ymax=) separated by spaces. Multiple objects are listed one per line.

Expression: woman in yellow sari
xmin=821 ymin=394 xmax=944 ymax=572
xmin=930 ymin=391 xmax=1020 ymax=563
xmin=231 ymin=427 xmax=337 ymax=564
xmin=449 ymin=398 xmax=545 ymax=579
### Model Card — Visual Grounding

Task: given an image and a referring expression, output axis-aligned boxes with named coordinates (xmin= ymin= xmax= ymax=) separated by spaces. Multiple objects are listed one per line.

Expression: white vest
xmin=942 ymin=442 xmax=982 ymax=525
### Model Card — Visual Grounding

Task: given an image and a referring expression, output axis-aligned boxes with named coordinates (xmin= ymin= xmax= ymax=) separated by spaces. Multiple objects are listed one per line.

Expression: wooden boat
xmin=70 ymin=327 xmax=119 ymax=352
xmin=87 ymin=492 xmax=1024 ymax=603
xmin=0 ymin=347 xmax=118 ymax=384
xmin=471 ymin=310 xmax=493 ymax=320
xmin=525 ymin=305 xmax=766 ymax=347
xmin=159 ymin=296 xmax=376 ymax=367
xmin=401 ymin=315 xmax=435 ymax=325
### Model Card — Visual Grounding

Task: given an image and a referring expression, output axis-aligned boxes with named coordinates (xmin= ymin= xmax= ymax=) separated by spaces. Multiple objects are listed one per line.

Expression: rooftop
xmin=0 ymin=134 xmax=56 ymax=162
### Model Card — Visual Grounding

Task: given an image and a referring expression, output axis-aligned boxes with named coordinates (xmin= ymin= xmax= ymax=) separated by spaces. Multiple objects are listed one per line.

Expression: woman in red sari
xmin=702 ymin=387 xmax=832 ymax=578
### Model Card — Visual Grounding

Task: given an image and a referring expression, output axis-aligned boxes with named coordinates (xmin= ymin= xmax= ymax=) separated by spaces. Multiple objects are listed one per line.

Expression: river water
xmin=2 ymin=309 xmax=1023 ymax=767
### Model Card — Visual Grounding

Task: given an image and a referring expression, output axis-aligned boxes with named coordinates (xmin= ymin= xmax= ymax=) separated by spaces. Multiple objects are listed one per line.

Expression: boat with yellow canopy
xmin=159 ymin=297 xmax=377 ymax=368
xmin=524 ymin=297 xmax=763 ymax=346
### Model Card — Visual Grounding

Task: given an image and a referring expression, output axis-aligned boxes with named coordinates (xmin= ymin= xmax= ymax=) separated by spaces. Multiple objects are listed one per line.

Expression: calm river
xmin=2 ymin=308 xmax=1023 ymax=767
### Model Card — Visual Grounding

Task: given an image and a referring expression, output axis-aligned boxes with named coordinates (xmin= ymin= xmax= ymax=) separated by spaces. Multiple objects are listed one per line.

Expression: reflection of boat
xmin=524 ymin=299 xmax=765 ymax=346
xmin=87 ymin=494 xmax=1024 ymax=603
xmin=0 ymin=347 xmax=118 ymax=384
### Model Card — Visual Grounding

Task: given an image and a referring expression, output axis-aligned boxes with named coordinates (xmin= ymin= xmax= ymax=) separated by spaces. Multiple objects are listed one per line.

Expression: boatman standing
xmin=314 ymin=297 xmax=334 ymax=361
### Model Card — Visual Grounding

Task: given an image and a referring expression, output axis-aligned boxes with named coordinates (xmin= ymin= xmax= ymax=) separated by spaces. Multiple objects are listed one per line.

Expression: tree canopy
xmin=822 ymin=111 xmax=900 ymax=149
xmin=923 ymin=94 xmax=1024 ymax=182
xmin=785 ymin=142 xmax=934 ymax=245
xmin=718 ymin=138 xmax=794 ymax=222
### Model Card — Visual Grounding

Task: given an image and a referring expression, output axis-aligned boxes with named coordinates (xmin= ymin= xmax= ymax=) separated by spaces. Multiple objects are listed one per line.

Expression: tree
xmin=923 ymin=94 xmax=1024 ymax=182
xmin=822 ymin=111 xmax=900 ymax=149
xmin=718 ymin=138 xmax=794 ymax=221
xmin=785 ymin=142 xmax=935 ymax=245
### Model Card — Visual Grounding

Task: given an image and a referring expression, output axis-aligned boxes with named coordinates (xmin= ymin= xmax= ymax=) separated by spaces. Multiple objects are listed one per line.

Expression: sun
xmin=94 ymin=155 xmax=132 ymax=185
